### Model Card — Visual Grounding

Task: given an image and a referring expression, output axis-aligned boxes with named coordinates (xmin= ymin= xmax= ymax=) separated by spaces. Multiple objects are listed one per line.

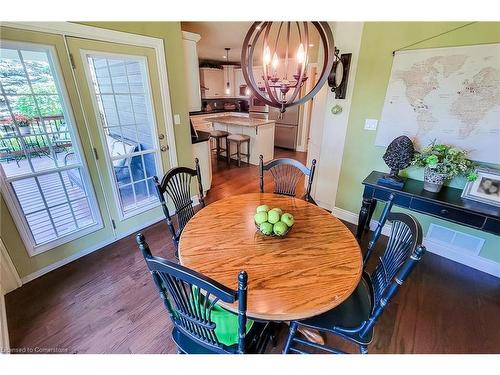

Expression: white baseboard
xmin=332 ymin=206 xmax=390 ymax=234
xmin=20 ymin=215 xmax=164 ymax=285
xmin=423 ymin=238 xmax=500 ymax=278
xmin=331 ymin=206 xmax=499 ymax=278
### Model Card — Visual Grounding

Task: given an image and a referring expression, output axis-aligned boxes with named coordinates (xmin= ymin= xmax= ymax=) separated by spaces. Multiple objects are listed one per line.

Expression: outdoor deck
xmin=1 ymin=151 xmax=95 ymax=245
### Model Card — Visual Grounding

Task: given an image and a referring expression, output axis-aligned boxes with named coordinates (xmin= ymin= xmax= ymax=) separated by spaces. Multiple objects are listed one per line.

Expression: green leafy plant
xmin=412 ymin=141 xmax=477 ymax=181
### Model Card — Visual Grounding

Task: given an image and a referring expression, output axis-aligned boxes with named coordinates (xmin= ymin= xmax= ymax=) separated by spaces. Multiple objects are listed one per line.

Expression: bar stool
xmin=209 ymin=130 xmax=229 ymax=161
xmin=227 ymin=134 xmax=250 ymax=167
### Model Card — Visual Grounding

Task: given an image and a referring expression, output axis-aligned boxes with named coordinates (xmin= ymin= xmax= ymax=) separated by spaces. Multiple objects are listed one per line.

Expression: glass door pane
xmin=85 ymin=54 xmax=160 ymax=218
xmin=0 ymin=42 xmax=102 ymax=254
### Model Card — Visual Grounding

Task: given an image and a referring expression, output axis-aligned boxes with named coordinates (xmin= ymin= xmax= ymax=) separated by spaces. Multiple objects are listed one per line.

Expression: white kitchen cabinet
xmin=200 ymin=68 xmax=224 ymax=99
xmin=182 ymin=31 xmax=201 ymax=112
xmin=234 ymin=68 xmax=251 ymax=97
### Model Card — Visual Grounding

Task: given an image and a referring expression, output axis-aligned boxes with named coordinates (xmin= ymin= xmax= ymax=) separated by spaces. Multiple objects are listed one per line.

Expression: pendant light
xmin=241 ymin=22 xmax=335 ymax=113
xmin=224 ymin=47 xmax=231 ymax=95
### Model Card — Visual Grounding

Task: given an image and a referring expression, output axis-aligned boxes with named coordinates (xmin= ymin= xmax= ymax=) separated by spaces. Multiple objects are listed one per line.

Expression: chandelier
xmin=241 ymin=22 xmax=334 ymax=113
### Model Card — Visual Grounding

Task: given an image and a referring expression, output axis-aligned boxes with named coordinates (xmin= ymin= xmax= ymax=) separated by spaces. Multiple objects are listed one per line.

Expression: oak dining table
xmin=178 ymin=193 xmax=363 ymax=322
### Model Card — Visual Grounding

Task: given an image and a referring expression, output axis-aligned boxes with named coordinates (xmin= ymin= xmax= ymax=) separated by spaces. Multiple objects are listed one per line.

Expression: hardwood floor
xmin=5 ymin=148 xmax=500 ymax=354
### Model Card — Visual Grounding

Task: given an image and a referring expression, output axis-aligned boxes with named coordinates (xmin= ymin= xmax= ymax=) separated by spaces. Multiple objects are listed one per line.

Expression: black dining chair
xmin=136 ymin=233 xmax=273 ymax=354
xmin=283 ymin=213 xmax=426 ymax=354
xmin=259 ymin=154 xmax=317 ymax=204
xmin=154 ymin=158 xmax=205 ymax=258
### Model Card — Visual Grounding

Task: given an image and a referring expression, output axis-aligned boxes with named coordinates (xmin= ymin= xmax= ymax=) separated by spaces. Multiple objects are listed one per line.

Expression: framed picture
xmin=461 ymin=167 xmax=500 ymax=207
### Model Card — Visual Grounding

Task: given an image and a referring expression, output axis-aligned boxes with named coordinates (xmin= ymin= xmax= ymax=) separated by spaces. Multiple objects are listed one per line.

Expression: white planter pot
xmin=424 ymin=167 xmax=447 ymax=193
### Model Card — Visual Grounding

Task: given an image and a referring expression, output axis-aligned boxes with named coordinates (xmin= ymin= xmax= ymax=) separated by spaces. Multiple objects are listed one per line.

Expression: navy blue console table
xmin=357 ymin=171 xmax=500 ymax=243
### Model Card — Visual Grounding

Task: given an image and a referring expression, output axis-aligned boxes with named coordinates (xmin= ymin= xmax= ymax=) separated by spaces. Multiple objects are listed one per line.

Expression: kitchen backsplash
xmin=202 ymin=98 xmax=249 ymax=112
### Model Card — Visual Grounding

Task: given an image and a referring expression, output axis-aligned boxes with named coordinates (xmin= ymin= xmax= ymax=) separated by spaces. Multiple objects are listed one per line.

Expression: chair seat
xmin=227 ymin=134 xmax=250 ymax=142
xmin=297 ymin=273 xmax=374 ymax=345
xmin=172 ymin=321 xmax=270 ymax=354
xmin=210 ymin=130 xmax=229 ymax=138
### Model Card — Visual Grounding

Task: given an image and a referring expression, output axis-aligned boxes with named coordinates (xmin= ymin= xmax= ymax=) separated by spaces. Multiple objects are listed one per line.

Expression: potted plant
xmin=14 ymin=114 xmax=32 ymax=136
xmin=412 ymin=142 xmax=477 ymax=193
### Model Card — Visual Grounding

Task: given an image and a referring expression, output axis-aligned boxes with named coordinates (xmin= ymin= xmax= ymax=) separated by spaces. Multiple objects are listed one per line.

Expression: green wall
xmin=336 ymin=22 xmax=500 ymax=262
xmin=1 ymin=22 xmax=192 ymax=279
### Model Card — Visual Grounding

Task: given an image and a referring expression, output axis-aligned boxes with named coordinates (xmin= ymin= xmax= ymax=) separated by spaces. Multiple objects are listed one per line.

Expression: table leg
xmin=356 ymin=198 xmax=372 ymax=240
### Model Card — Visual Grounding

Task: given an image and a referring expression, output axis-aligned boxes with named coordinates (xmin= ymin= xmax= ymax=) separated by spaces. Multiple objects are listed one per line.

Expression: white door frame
xmin=2 ymin=22 xmax=178 ymax=168
xmin=307 ymin=22 xmax=364 ymax=210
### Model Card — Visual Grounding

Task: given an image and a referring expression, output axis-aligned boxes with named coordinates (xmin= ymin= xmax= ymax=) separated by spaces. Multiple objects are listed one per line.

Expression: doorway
xmin=0 ymin=24 xmax=176 ymax=264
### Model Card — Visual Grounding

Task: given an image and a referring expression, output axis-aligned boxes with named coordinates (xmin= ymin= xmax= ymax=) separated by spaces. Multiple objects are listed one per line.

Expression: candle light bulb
xmin=263 ymin=45 xmax=271 ymax=66
xmin=271 ymin=52 xmax=279 ymax=70
xmin=296 ymin=43 xmax=305 ymax=64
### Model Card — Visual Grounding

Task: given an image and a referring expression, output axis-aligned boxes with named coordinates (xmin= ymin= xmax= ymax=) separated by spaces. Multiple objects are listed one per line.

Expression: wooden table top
xmin=179 ymin=193 xmax=363 ymax=321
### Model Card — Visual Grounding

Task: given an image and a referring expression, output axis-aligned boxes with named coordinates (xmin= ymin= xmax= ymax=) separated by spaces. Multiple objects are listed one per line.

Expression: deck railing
xmin=0 ymin=115 xmax=69 ymax=160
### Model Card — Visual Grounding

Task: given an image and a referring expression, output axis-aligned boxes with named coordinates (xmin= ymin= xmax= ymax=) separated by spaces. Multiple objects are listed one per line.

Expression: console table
xmin=357 ymin=171 xmax=500 ymax=243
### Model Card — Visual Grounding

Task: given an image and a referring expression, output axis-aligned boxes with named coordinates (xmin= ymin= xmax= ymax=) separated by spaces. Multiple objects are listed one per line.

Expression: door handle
xmin=160 ymin=145 xmax=168 ymax=152
xmin=158 ymin=133 xmax=165 ymax=140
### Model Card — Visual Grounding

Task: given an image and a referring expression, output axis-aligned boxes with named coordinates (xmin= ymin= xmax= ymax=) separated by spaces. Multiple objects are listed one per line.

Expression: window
xmin=86 ymin=54 xmax=160 ymax=217
xmin=0 ymin=42 xmax=101 ymax=255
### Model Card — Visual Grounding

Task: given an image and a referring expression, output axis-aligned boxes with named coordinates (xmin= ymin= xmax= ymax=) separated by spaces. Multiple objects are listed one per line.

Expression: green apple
xmin=270 ymin=208 xmax=283 ymax=215
xmin=259 ymin=222 xmax=273 ymax=235
xmin=254 ymin=211 xmax=268 ymax=225
xmin=267 ymin=209 xmax=280 ymax=224
xmin=256 ymin=204 xmax=270 ymax=213
xmin=273 ymin=221 xmax=288 ymax=236
xmin=281 ymin=213 xmax=294 ymax=227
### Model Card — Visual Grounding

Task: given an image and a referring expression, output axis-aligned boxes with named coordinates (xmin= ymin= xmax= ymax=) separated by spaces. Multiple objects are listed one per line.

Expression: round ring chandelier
xmin=241 ymin=22 xmax=335 ymax=113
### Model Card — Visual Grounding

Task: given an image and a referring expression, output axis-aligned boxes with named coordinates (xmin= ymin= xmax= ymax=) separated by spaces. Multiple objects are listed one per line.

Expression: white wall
xmin=308 ymin=22 xmax=364 ymax=210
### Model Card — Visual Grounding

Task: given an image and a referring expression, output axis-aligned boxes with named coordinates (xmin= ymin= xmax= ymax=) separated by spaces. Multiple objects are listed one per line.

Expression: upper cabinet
xmin=200 ymin=68 xmax=224 ymax=99
xmin=182 ymin=31 xmax=202 ymax=112
xmin=234 ymin=67 xmax=250 ymax=96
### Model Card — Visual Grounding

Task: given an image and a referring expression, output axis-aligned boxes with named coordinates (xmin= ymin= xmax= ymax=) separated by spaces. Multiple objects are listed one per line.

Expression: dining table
xmin=179 ymin=192 xmax=363 ymax=325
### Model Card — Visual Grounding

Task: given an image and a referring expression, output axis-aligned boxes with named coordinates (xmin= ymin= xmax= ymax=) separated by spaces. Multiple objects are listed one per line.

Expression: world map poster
xmin=375 ymin=43 xmax=500 ymax=164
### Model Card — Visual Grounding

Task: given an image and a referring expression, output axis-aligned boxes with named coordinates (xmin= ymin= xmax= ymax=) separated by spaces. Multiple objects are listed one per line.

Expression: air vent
xmin=425 ymin=224 xmax=485 ymax=256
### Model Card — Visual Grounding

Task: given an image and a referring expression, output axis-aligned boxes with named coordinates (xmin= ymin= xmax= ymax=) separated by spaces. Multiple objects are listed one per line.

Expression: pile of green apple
xmin=254 ymin=205 xmax=294 ymax=236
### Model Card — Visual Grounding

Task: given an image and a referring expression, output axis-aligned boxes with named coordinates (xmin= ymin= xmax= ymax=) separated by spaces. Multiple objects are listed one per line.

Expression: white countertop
xmin=209 ymin=115 xmax=275 ymax=128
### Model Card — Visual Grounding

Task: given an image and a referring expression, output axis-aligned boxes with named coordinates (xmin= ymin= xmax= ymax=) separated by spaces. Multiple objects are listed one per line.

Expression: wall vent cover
xmin=425 ymin=223 xmax=485 ymax=256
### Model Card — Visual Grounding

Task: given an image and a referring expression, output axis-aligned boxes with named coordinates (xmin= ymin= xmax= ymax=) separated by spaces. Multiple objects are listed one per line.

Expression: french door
xmin=0 ymin=28 xmax=111 ymax=256
xmin=66 ymin=38 xmax=170 ymax=233
xmin=1 ymin=26 xmax=173 ymax=263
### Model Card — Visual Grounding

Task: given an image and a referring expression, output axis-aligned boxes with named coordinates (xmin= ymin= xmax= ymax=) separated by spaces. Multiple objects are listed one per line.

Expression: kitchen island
xmin=210 ymin=115 xmax=275 ymax=166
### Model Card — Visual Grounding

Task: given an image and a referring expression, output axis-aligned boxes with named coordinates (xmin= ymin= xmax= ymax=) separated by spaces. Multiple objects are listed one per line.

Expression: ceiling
xmin=181 ymin=22 xmax=320 ymax=64
xmin=181 ymin=22 xmax=253 ymax=63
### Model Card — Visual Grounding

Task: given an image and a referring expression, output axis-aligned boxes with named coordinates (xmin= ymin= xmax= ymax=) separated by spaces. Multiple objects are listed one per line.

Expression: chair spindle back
xmin=154 ymin=158 xmax=205 ymax=253
xmin=259 ymin=155 xmax=316 ymax=202
xmin=360 ymin=213 xmax=425 ymax=337
xmin=136 ymin=233 xmax=248 ymax=353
